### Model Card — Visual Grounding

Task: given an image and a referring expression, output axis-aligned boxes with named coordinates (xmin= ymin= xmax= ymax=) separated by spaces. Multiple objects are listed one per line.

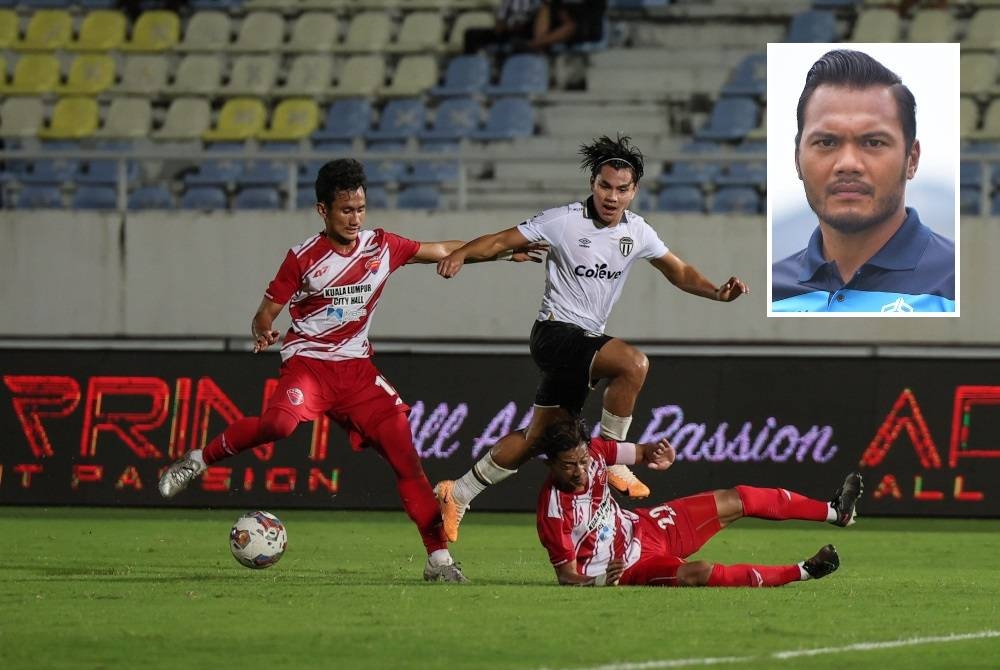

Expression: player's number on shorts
xmin=648 ymin=504 xmax=676 ymax=529
xmin=374 ymin=375 xmax=403 ymax=406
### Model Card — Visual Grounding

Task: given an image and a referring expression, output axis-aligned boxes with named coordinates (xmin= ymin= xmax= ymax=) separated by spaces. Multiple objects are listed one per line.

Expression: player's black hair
xmin=315 ymin=158 xmax=368 ymax=207
xmin=579 ymin=134 xmax=645 ymax=185
xmin=796 ymin=49 xmax=916 ymax=154
xmin=538 ymin=418 xmax=590 ymax=461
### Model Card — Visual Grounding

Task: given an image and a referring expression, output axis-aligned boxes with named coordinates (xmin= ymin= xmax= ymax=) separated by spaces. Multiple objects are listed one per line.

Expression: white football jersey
xmin=518 ymin=198 xmax=668 ymax=333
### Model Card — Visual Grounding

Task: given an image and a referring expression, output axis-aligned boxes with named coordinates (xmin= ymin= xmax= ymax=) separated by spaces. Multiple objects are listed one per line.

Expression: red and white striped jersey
xmin=265 ymin=228 xmax=420 ymax=362
xmin=536 ymin=438 xmax=643 ymax=578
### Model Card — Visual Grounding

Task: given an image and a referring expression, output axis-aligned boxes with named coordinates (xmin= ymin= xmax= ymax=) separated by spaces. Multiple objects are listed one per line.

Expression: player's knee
xmin=623 ymin=348 xmax=649 ymax=385
xmin=715 ymin=488 xmax=744 ymax=522
xmin=677 ymin=561 xmax=713 ymax=586
xmin=259 ymin=407 xmax=299 ymax=442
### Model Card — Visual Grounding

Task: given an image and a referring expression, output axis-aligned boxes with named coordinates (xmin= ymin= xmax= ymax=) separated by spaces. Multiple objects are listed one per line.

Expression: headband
xmin=598 ymin=157 xmax=634 ymax=170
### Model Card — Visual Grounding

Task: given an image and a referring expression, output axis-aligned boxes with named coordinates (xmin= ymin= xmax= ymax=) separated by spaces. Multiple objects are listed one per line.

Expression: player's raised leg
xmin=725 ymin=472 xmax=864 ymax=527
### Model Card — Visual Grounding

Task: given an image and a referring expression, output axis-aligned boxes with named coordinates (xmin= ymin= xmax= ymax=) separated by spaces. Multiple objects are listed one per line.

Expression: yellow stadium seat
xmin=15 ymin=9 xmax=72 ymax=51
xmin=0 ymin=10 xmax=18 ymax=50
xmin=258 ymin=98 xmax=319 ymax=141
xmin=38 ymin=97 xmax=100 ymax=140
xmin=203 ymin=98 xmax=268 ymax=141
xmin=121 ymin=10 xmax=180 ymax=52
xmin=0 ymin=97 xmax=45 ymax=138
xmin=0 ymin=54 xmax=60 ymax=95
xmin=70 ymin=10 xmax=127 ymax=52
xmin=56 ymin=54 xmax=116 ymax=95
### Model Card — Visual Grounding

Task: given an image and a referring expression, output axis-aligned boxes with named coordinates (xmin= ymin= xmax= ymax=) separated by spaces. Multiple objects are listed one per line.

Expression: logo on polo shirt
xmin=619 ymin=236 xmax=634 ymax=257
xmin=881 ymin=297 xmax=914 ymax=313
xmin=578 ymin=238 xmax=592 ymax=248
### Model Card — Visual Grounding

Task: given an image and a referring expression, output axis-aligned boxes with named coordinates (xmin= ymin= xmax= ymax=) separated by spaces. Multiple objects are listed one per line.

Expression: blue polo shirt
xmin=772 ymin=208 xmax=955 ymax=313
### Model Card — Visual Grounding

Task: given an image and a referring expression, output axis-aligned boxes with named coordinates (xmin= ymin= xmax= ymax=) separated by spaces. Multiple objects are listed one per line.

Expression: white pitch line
xmin=545 ymin=630 xmax=1000 ymax=670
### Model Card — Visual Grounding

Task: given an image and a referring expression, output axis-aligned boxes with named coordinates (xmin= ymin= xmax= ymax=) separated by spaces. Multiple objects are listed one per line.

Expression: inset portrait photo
xmin=767 ymin=43 xmax=959 ymax=316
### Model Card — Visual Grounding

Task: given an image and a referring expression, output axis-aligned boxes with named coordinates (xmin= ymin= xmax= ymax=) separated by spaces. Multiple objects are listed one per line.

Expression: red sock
xmin=735 ymin=485 xmax=828 ymax=522
xmin=707 ymin=563 xmax=801 ymax=587
xmin=202 ymin=408 xmax=299 ymax=465
xmin=369 ymin=413 xmax=448 ymax=554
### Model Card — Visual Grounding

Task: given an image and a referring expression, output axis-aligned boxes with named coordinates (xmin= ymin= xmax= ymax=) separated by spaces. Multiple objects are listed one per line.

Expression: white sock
xmin=600 ymin=409 xmax=633 ymax=441
xmin=187 ymin=449 xmax=205 ymax=466
xmin=798 ymin=563 xmax=810 ymax=580
xmin=428 ymin=549 xmax=453 ymax=566
xmin=451 ymin=452 xmax=517 ymax=508
xmin=825 ymin=504 xmax=838 ymax=523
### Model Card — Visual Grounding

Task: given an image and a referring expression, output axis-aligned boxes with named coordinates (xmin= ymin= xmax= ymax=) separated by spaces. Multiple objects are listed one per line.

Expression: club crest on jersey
xmin=286 ymin=388 xmax=304 ymax=406
xmin=365 ymin=256 xmax=382 ymax=273
xmin=619 ymin=236 xmax=634 ymax=257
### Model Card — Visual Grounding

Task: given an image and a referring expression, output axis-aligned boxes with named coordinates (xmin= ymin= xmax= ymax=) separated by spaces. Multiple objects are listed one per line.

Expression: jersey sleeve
xmin=264 ymin=249 xmax=301 ymax=305
xmin=381 ymin=229 xmax=421 ymax=271
xmin=589 ymin=437 xmax=621 ymax=463
xmin=536 ymin=485 xmax=576 ymax=567
xmin=517 ymin=206 xmax=565 ymax=245
xmin=636 ymin=218 xmax=669 ymax=260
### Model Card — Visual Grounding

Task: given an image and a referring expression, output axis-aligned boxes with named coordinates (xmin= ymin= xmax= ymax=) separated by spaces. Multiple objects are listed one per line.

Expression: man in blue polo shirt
xmin=772 ymin=49 xmax=955 ymax=313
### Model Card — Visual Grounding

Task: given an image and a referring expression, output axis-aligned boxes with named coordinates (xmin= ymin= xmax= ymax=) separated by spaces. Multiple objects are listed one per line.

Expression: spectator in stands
xmin=772 ymin=49 xmax=955 ymax=313
xmin=464 ymin=0 xmax=542 ymax=54
xmin=528 ymin=0 xmax=607 ymax=51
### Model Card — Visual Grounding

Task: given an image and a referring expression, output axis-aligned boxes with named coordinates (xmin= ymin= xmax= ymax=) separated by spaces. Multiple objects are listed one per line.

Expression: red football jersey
xmin=265 ymin=228 xmax=420 ymax=362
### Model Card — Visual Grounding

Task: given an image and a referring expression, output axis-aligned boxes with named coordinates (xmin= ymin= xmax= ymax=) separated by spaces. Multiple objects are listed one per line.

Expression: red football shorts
xmin=266 ymin=355 xmax=410 ymax=451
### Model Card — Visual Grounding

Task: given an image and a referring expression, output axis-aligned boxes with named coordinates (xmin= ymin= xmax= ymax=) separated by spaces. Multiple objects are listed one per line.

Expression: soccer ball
xmin=229 ymin=511 xmax=287 ymax=569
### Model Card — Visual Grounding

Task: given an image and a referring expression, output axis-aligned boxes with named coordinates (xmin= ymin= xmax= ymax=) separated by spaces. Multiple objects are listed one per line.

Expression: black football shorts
xmin=529 ymin=319 xmax=613 ymax=414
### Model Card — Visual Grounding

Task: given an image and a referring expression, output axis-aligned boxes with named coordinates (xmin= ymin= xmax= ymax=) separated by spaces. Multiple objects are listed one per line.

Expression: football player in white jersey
xmin=434 ymin=135 xmax=748 ymax=542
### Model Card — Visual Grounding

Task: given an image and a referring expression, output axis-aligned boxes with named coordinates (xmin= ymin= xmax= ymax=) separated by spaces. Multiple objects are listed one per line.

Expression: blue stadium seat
xmin=72 ymin=185 xmax=117 ymax=210
xmin=128 ymin=185 xmax=174 ymax=210
xmin=721 ymin=52 xmax=766 ymax=97
xmin=366 ymin=98 xmax=426 ymax=142
xmin=366 ymin=185 xmax=390 ymax=209
xmin=311 ymin=99 xmax=373 ymax=142
xmin=17 ymin=184 xmax=63 ymax=209
xmin=659 ymin=163 xmax=721 ymax=187
xmin=432 ymin=55 xmax=489 ymax=98
xmin=712 ymin=186 xmax=760 ymax=214
xmin=397 ymin=185 xmax=441 ymax=210
xmin=696 ymin=97 xmax=759 ymax=141
xmin=990 ymin=191 xmax=1000 ymax=216
xmin=960 ymin=161 xmax=982 ymax=188
xmin=787 ymin=10 xmax=838 ymax=42
xmin=184 ymin=161 xmax=243 ymax=187
xmin=419 ymin=98 xmax=482 ymax=142
xmin=716 ymin=162 xmax=765 ymax=188
xmin=19 ymin=159 xmax=79 ymax=185
xmin=402 ymin=160 xmax=460 ymax=185
xmin=238 ymin=160 xmax=290 ymax=188
xmin=656 ymin=186 xmax=703 ymax=213
xmin=470 ymin=98 xmax=534 ymax=140
xmin=364 ymin=142 xmax=408 ymax=185
xmin=234 ymin=186 xmax=281 ymax=209
xmin=485 ymin=55 xmax=549 ymax=96
xmin=180 ymin=186 xmax=227 ymax=210
xmin=961 ymin=186 xmax=980 ymax=216
xmin=78 ymin=159 xmax=139 ymax=185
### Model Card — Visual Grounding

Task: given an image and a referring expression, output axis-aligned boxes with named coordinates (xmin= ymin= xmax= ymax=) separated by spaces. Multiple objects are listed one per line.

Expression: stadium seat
xmin=311 ymin=98 xmax=372 ymax=141
xmin=850 ymin=9 xmax=900 ymax=42
xmin=330 ymin=55 xmax=385 ymax=97
xmin=657 ymin=185 xmax=703 ymax=213
xmin=380 ymin=55 xmax=438 ymax=97
xmin=906 ymin=9 xmax=955 ymax=43
xmin=286 ymin=12 xmax=338 ymax=53
xmin=721 ymin=52 xmax=765 ymax=97
xmin=367 ymin=98 xmax=426 ymax=142
xmin=696 ymin=97 xmax=759 ymax=141
xmin=120 ymin=11 xmax=180 ymax=52
xmin=128 ymin=184 xmax=175 ymax=209
xmin=711 ymin=186 xmax=760 ymax=214
xmin=72 ymin=185 xmax=118 ymax=210
xmin=277 ymin=54 xmax=333 ymax=96
xmin=238 ymin=159 xmax=290 ymax=187
xmin=659 ymin=162 xmax=720 ymax=187
xmin=296 ymin=187 xmax=317 ymax=209
xmin=961 ymin=97 xmax=980 ymax=138
xmin=485 ymin=54 xmax=549 ymax=96
xmin=960 ymin=54 xmax=998 ymax=96
xmin=396 ymin=185 xmax=441 ymax=210
xmin=116 ymin=55 xmax=169 ymax=95
xmin=15 ymin=9 xmax=72 ymax=51
xmin=974 ymin=100 xmax=1000 ymax=140
xmin=177 ymin=10 xmax=232 ymax=51
xmin=0 ymin=97 xmax=45 ymax=138
xmin=55 ymin=54 xmax=116 ymax=95
xmin=965 ymin=9 xmax=1000 ymax=51
xmin=0 ymin=9 xmax=16 ymax=50
xmin=419 ymin=97 xmax=482 ymax=141
xmin=152 ymin=97 xmax=213 ymax=141
xmin=332 ymin=11 xmax=392 ymax=53
xmin=432 ymin=54 xmax=489 ymax=97
xmin=402 ymin=159 xmax=460 ymax=185
xmin=447 ymin=11 xmax=493 ymax=52
xmin=234 ymin=186 xmax=282 ymax=209
xmin=16 ymin=184 xmax=63 ymax=209
xmin=168 ymin=54 xmax=224 ymax=95
xmin=78 ymin=158 xmax=139 ymax=185
xmin=94 ymin=98 xmax=153 ymax=139
xmin=38 ymin=97 xmax=100 ymax=140
xmin=365 ymin=185 xmax=389 ymax=209
xmin=258 ymin=98 xmax=319 ymax=141
xmin=470 ymin=97 xmax=535 ymax=140
xmin=786 ymin=10 xmax=837 ymax=42
xmin=231 ymin=11 xmax=284 ymax=52
xmin=18 ymin=158 xmax=79 ymax=184
xmin=184 ymin=147 xmax=244 ymax=187
xmin=69 ymin=10 xmax=126 ymax=51
xmin=0 ymin=54 xmax=60 ymax=95
xmin=222 ymin=55 xmax=280 ymax=95
xmin=960 ymin=186 xmax=980 ymax=216
xmin=960 ymin=161 xmax=982 ymax=188
xmin=363 ymin=142 xmax=408 ymax=185
xmin=388 ymin=11 xmax=444 ymax=53
xmin=716 ymin=161 xmax=765 ymax=188
xmin=180 ymin=185 xmax=227 ymax=210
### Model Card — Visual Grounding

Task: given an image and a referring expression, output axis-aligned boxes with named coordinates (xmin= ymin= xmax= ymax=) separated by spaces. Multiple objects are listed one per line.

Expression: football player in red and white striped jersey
xmin=536 ymin=419 xmax=861 ymax=587
xmin=158 ymin=159 xmax=543 ymax=583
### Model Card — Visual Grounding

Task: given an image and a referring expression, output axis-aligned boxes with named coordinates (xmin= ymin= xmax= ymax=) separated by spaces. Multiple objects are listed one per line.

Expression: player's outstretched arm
xmin=554 ymin=559 xmax=624 ymax=586
xmin=650 ymin=252 xmax=749 ymax=302
xmin=251 ymin=297 xmax=284 ymax=353
xmin=413 ymin=235 xmax=545 ymax=266
xmin=436 ymin=227 xmax=535 ymax=278
xmin=635 ymin=438 xmax=677 ymax=471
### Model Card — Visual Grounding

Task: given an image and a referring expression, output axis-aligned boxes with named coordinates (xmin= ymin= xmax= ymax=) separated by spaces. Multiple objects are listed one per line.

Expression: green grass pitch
xmin=2 ymin=508 xmax=999 ymax=670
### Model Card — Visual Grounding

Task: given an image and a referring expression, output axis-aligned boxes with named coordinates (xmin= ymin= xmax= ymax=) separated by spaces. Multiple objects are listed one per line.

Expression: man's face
xmin=548 ymin=444 xmax=591 ymax=493
xmin=796 ymin=84 xmax=919 ymax=235
xmin=590 ymin=165 xmax=637 ymax=226
xmin=317 ymin=187 xmax=366 ymax=246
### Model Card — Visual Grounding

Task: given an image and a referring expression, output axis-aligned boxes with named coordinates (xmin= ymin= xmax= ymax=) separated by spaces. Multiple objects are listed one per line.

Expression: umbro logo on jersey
xmin=619 ymin=236 xmax=634 ymax=257
xmin=881 ymin=297 xmax=914 ymax=313
xmin=578 ymin=238 xmax=592 ymax=248
xmin=365 ymin=257 xmax=382 ymax=273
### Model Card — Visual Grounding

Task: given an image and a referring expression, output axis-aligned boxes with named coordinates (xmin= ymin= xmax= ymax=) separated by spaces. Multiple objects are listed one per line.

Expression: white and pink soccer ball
xmin=229 ymin=511 xmax=287 ymax=569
